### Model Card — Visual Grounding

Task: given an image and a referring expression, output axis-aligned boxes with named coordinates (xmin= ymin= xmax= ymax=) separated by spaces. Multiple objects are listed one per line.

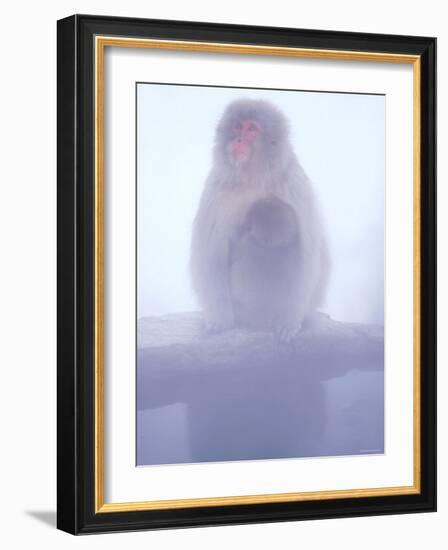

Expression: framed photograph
xmin=57 ymin=14 xmax=436 ymax=534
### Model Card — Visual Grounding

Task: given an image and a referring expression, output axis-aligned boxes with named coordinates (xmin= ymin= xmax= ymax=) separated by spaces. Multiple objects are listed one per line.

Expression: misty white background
xmin=138 ymin=84 xmax=385 ymax=324
xmin=1 ymin=1 xmax=445 ymax=549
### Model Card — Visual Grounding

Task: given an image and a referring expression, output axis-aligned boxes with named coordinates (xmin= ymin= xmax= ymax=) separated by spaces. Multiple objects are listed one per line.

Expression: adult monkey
xmin=190 ymin=99 xmax=330 ymax=341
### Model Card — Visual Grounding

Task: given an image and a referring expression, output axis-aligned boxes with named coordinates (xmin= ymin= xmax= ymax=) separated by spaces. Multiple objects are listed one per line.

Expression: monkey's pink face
xmin=228 ymin=119 xmax=262 ymax=165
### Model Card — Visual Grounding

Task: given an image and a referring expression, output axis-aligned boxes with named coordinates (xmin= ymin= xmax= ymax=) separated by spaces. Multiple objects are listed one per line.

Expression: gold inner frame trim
xmin=94 ymin=35 xmax=421 ymax=513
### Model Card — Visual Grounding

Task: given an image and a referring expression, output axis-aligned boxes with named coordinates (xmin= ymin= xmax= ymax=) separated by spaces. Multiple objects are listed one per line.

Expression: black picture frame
xmin=57 ymin=14 xmax=436 ymax=535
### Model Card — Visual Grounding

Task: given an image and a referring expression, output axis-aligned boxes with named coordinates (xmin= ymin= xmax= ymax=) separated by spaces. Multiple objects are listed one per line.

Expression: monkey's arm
xmin=190 ymin=189 xmax=235 ymax=332
xmin=294 ymin=208 xmax=329 ymax=325
xmin=275 ymin=171 xmax=330 ymax=339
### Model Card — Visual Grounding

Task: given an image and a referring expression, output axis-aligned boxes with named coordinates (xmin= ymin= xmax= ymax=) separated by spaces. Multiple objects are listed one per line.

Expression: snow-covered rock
xmin=136 ymin=312 xmax=384 ymax=465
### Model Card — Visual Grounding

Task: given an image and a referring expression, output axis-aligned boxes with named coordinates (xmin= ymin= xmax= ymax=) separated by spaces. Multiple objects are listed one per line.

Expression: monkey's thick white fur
xmin=190 ymin=99 xmax=330 ymax=338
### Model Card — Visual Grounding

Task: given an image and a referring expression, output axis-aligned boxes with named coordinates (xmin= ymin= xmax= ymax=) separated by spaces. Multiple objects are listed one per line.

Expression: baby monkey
xmin=230 ymin=195 xmax=302 ymax=340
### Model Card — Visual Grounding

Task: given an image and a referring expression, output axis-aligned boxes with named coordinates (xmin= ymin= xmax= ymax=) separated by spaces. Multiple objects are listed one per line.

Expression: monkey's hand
xmin=204 ymin=307 xmax=235 ymax=334
xmin=274 ymin=321 xmax=303 ymax=343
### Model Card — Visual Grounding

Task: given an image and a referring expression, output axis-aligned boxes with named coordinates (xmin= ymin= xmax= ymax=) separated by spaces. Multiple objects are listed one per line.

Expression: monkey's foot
xmin=274 ymin=322 xmax=303 ymax=343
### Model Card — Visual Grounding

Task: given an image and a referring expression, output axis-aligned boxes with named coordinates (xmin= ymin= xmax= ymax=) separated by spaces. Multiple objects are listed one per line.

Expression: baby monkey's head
xmin=243 ymin=196 xmax=299 ymax=249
